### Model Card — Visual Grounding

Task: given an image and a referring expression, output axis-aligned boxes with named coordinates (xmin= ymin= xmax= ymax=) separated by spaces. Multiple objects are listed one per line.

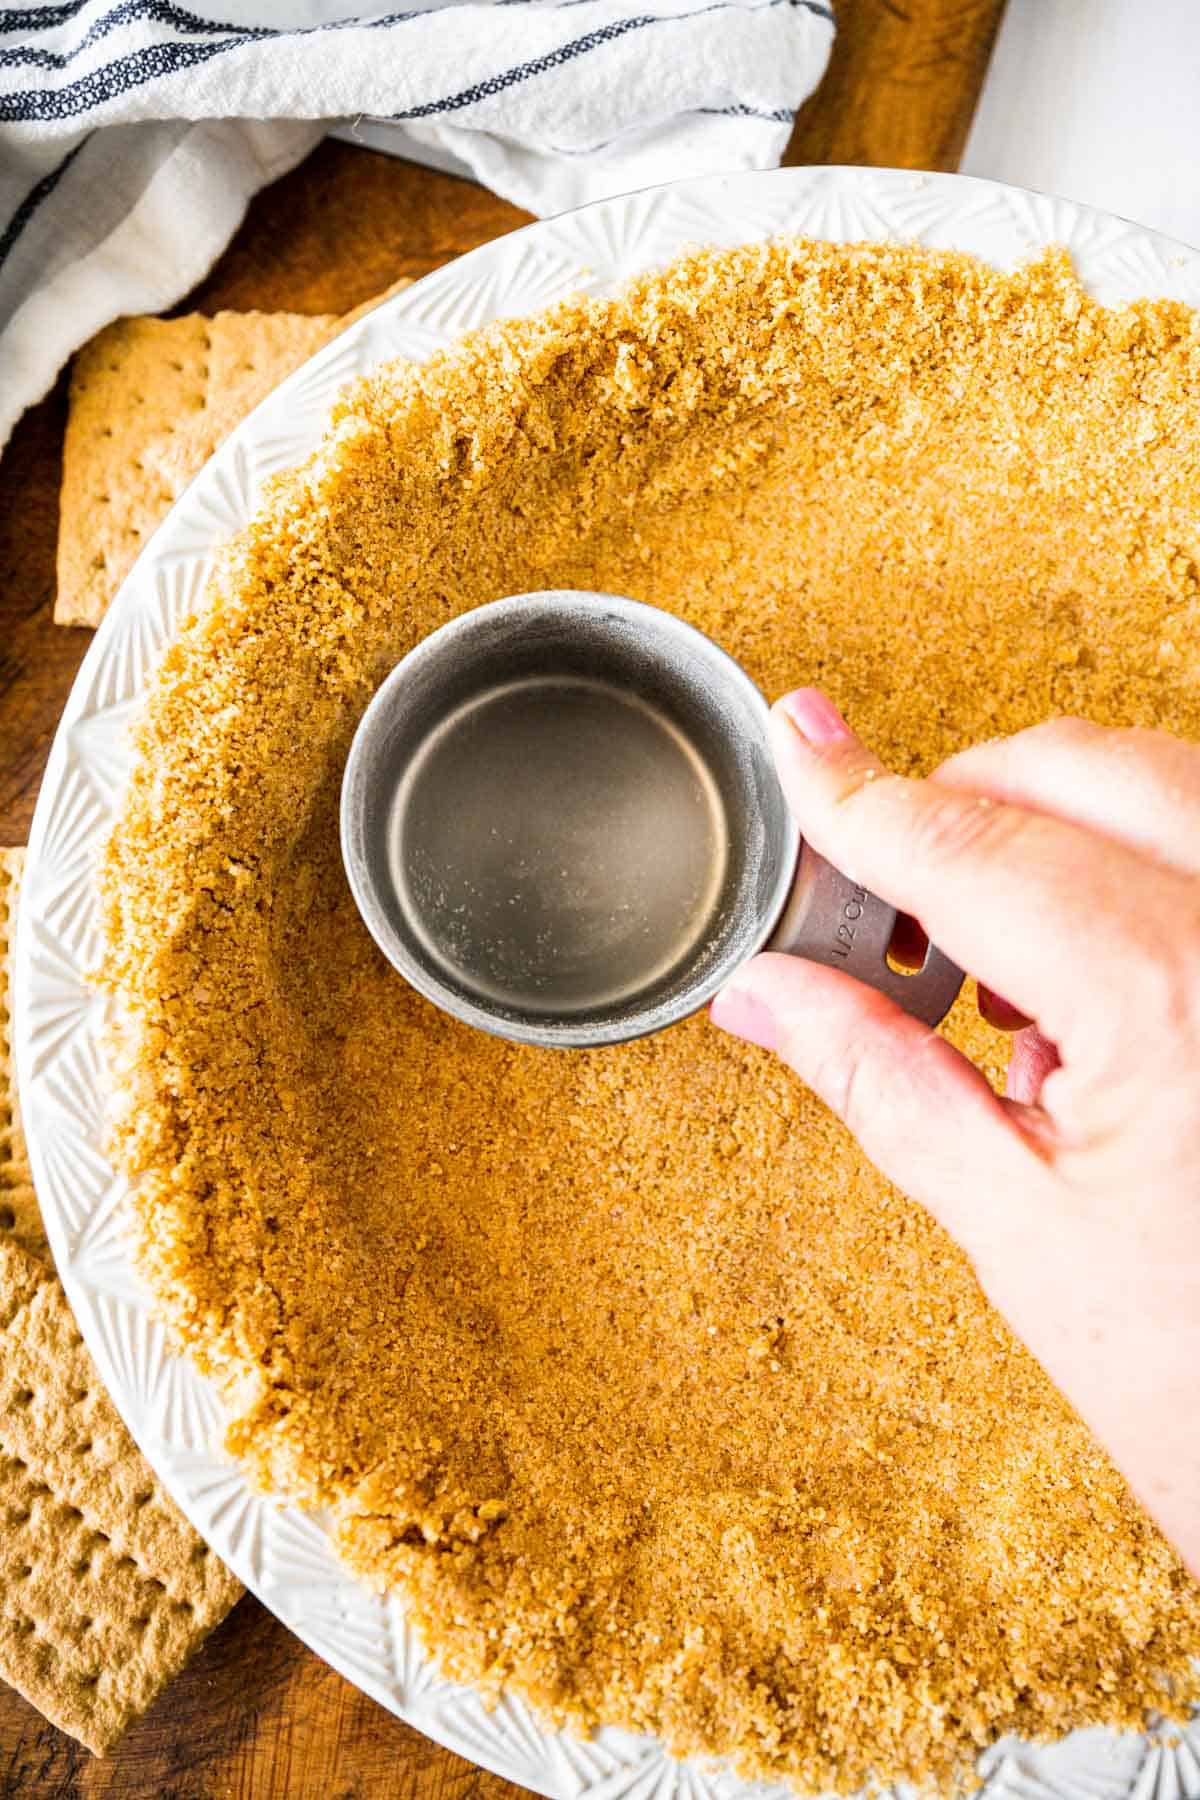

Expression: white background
xmin=964 ymin=0 xmax=1200 ymax=249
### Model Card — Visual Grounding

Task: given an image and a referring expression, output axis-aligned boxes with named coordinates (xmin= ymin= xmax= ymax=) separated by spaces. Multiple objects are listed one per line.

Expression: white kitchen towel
xmin=0 ymin=0 xmax=834 ymax=453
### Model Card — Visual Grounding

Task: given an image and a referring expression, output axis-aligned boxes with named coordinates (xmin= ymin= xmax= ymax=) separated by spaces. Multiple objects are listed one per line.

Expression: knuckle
xmin=1122 ymin=912 xmax=1200 ymax=1040
xmin=1029 ymin=714 xmax=1100 ymax=751
xmin=785 ymin=1007 xmax=909 ymax=1149
xmin=798 ymin=1034 xmax=875 ymax=1138
xmin=1074 ymin=897 xmax=1200 ymax=1086
xmin=1121 ymin=721 xmax=1200 ymax=775
xmin=907 ymin=786 xmax=1022 ymax=873
xmin=828 ymin=757 xmax=891 ymax=808
xmin=831 ymin=1043 xmax=871 ymax=1140
xmin=827 ymin=768 xmax=907 ymax=868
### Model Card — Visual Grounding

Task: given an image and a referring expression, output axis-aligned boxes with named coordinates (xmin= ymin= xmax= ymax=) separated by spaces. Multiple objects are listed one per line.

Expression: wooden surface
xmin=0 ymin=2 xmax=1006 ymax=1793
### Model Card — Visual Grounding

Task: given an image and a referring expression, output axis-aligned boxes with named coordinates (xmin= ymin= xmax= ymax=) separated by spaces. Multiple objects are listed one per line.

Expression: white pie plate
xmin=14 ymin=165 xmax=1200 ymax=1800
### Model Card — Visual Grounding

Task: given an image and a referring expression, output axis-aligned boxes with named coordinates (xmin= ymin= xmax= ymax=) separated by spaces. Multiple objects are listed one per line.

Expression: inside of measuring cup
xmin=341 ymin=591 xmax=797 ymax=1047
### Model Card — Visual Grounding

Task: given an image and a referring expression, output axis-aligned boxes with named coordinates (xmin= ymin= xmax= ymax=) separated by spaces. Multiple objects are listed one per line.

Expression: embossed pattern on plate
xmin=14 ymin=167 xmax=1200 ymax=1800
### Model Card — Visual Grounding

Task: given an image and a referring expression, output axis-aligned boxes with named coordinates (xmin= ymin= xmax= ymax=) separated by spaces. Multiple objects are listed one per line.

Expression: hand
xmin=711 ymin=690 xmax=1200 ymax=1577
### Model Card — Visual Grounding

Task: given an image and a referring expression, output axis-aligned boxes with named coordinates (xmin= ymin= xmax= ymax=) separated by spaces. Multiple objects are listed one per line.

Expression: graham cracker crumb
xmin=98 ymin=241 xmax=1200 ymax=1795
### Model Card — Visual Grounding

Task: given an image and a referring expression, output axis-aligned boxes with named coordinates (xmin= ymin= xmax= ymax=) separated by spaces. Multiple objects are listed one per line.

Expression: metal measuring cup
xmin=340 ymin=591 xmax=963 ymax=1047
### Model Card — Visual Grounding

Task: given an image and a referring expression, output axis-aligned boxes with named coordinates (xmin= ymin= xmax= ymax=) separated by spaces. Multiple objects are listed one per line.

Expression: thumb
xmin=711 ymin=953 xmax=1040 ymax=1246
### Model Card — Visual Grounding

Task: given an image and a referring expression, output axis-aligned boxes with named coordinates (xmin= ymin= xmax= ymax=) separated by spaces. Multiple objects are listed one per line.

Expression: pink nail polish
xmin=710 ymin=985 xmax=778 ymax=1051
xmin=779 ymin=688 xmax=852 ymax=747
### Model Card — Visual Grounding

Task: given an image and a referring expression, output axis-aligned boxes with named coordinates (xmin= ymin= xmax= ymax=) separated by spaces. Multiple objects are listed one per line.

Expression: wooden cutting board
xmin=0 ymin=2 xmax=1006 ymax=1792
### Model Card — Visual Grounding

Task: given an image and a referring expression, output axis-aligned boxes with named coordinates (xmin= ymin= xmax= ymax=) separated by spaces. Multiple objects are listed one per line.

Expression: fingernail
xmin=779 ymin=688 xmax=853 ymax=748
xmin=710 ymin=984 xmax=778 ymax=1051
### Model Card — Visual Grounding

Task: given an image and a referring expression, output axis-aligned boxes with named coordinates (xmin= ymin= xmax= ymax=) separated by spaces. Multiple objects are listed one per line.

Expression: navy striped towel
xmin=0 ymin=0 xmax=834 ymax=452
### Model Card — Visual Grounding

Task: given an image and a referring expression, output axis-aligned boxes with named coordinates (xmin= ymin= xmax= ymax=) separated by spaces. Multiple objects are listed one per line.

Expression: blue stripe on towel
xmin=1 ymin=0 xmax=807 ymax=124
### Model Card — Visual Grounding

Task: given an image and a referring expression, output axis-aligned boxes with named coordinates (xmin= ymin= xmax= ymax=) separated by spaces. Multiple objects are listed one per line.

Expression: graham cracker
xmin=0 ymin=1235 xmax=243 ymax=1751
xmin=0 ymin=850 xmax=45 ymax=1266
xmin=55 ymin=315 xmax=214 ymax=629
xmin=56 ymin=278 xmax=412 ymax=628
xmin=135 ymin=309 xmax=338 ymax=507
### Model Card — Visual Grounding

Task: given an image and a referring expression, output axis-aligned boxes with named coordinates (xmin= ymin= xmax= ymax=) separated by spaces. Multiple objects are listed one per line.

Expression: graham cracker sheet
xmin=0 ymin=1236 xmax=243 ymax=1751
xmin=56 ymin=277 xmax=413 ymax=628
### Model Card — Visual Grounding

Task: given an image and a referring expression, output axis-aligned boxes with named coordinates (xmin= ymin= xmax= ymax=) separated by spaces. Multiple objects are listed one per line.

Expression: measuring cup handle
xmin=766 ymin=839 xmax=964 ymax=1029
